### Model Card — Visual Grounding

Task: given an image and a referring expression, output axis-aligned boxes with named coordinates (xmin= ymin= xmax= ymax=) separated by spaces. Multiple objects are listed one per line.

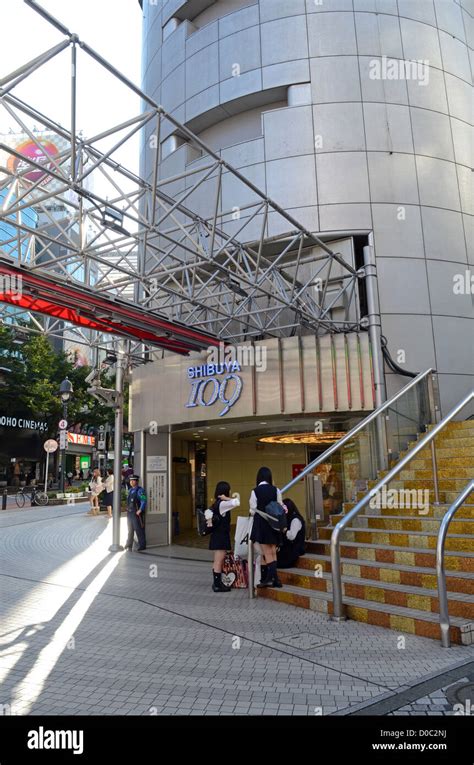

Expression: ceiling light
xmin=259 ymin=432 xmax=347 ymax=445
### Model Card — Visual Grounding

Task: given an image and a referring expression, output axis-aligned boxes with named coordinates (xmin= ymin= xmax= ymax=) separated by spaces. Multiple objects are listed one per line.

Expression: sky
xmin=1 ymin=0 xmax=143 ymax=175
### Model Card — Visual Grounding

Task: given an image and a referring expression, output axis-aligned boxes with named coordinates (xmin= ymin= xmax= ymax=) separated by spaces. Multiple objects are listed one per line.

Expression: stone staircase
xmin=258 ymin=421 xmax=474 ymax=645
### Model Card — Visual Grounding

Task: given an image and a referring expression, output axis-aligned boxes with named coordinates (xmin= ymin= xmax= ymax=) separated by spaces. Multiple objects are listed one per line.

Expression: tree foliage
xmin=0 ymin=326 xmax=116 ymax=438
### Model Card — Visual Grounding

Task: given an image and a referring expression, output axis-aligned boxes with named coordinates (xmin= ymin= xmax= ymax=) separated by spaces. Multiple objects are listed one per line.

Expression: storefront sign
xmin=186 ymin=362 xmax=243 ymax=417
xmin=67 ymin=433 xmax=95 ymax=446
xmin=147 ymin=455 xmax=167 ymax=472
xmin=0 ymin=416 xmax=47 ymax=431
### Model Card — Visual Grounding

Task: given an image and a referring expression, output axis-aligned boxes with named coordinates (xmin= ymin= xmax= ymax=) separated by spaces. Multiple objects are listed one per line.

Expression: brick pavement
xmin=1 ymin=504 xmax=473 ymax=716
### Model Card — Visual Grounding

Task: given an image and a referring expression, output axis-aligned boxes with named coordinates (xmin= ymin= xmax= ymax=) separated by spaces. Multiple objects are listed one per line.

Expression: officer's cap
xmin=130 ymin=474 xmax=140 ymax=481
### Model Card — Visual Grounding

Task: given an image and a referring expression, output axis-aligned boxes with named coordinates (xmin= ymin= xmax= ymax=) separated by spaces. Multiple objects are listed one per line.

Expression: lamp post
xmin=59 ymin=377 xmax=73 ymax=493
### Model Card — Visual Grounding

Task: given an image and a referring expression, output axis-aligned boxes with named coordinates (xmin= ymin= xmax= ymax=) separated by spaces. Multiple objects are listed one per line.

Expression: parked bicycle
xmin=15 ymin=485 xmax=49 ymax=508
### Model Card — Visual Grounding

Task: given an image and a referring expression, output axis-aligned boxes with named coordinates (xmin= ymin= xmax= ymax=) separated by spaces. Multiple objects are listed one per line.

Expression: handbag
xmin=197 ymin=503 xmax=222 ymax=537
xmin=222 ymin=553 xmax=248 ymax=589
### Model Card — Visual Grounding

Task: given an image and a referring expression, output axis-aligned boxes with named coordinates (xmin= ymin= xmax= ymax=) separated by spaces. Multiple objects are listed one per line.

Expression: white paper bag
xmin=234 ymin=515 xmax=251 ymax=558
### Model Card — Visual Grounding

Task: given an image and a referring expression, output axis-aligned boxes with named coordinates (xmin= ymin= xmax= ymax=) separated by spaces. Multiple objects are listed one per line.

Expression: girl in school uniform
xmin=277 ymin=498 xmax=306 ymax=568
xmin=249 ymin=466 xmax=283 ymax=588
xmin=206 ymin=481 xmax=240 ymax=592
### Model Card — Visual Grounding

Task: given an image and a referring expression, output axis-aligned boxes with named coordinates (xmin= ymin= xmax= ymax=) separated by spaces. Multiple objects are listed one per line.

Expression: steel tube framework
xmin=0 ymin=0 xmax=367 ymax=358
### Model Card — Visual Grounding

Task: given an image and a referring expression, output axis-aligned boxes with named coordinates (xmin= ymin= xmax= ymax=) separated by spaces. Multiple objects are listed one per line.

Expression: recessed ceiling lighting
xmin=203 ymin=438 xmax=208 ymax=441
xmin=259 ymin=432 xmax=347 ymax=445
xmin=260 ymin=422 xmax=267 ymax=425
xmin=219 ymin=427 xmax=226 ymax=430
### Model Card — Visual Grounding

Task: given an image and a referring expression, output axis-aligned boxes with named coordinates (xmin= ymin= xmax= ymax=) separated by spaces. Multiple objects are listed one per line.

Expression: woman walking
xmin=86 ymin=468 xmax=103 ymax=516
xmin=104 ymin=468 xmax=114 ymax=519
xmin=249 ymin=466 xmax=283 ymax=588
xmin=206 ymin=481 xmax=240 ymax=592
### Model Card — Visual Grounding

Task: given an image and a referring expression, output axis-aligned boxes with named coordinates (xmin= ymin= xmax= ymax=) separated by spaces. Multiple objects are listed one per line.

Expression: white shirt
xmin=286 ymin=517 xmax=303 ymax=541
xmin=90 ymin=476 xmax=103 ymax=495
xmin=249 ymin=481 xmax=283 ymax=515
xmin=104 ymin=475 xmax=114 ymax=492
xmin=218 ymin=496 xmax=240 ymax=516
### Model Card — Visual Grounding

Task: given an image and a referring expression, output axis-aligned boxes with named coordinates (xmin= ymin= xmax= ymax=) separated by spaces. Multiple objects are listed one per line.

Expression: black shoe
xmin=271 ymin=578 xmax=283 ymax=588
xmin=136 ymin=546 xmax=146 ymax=552
xmin=212 ymin=570 xmax=231 ymax=592
xmin=256 ymin=573 xmax=273 ymax=588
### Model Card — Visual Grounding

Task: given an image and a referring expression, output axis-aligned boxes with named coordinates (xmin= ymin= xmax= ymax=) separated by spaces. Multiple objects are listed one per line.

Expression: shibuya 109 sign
xmin=186 ymin=361 xmax=243 ymax=417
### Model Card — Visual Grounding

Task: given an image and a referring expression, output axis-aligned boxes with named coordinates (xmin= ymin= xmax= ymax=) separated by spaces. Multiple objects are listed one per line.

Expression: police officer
xmin=124 ymin=475 xmax=146 ymax=551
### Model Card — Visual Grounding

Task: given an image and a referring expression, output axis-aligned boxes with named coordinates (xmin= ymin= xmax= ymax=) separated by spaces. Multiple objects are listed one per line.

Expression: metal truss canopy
xmin=0 ymin=0 xmax=364 ymax=358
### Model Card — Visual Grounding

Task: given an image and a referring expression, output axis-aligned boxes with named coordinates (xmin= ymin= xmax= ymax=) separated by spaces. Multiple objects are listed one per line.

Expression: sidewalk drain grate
xmin=273 ymin=632 xmax=334 ymax=650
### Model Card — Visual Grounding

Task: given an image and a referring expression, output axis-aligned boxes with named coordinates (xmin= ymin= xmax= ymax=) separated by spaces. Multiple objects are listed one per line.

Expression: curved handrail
xmin=330 ymin=390 xmax=474 ymax=620
xmin=437 ymin=480 xmax=474 ymax=648
xmin=282 ymin=368 xmax=436 ymax=493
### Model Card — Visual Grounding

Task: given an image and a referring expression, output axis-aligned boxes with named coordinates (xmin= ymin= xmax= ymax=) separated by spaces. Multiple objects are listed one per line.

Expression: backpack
xmin=256 ymin=500 xmax=287 ymax=533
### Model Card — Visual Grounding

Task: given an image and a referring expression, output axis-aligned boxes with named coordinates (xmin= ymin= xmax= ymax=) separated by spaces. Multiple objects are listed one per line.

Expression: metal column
xmin=109 ymin=340 xmax=126 ymax=553
xmin=363 ymin=241 xmax=388 ymax=471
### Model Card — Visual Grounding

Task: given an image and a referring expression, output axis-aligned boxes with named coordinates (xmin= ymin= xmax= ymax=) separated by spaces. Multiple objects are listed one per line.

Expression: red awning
xmin=0 ymin=260 xmax=219 ymax=354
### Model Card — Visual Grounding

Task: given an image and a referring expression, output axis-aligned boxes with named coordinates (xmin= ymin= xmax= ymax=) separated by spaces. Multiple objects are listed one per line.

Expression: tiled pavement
xmin=1 ymin=504 xmax=473 ymax=716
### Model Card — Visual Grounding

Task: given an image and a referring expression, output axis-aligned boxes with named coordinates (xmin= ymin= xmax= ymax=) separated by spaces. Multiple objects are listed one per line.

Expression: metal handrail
xmin=437 ymin=480 xmax=474 ymax=648
xmin=282 ymin=367 xmax=437 ymax=494
xmin=330 ymin=390 xmax=474 ymax=620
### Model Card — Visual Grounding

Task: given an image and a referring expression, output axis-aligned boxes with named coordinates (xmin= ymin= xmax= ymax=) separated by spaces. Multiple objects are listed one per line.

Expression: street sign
xmin=98 ymin=439 xmax=106 ymax=450
xmin=59 ymin=419 xmax=68 ymax=430
xmin=44 ymin=439 xmax=58 ymax=453
xmin=99 ymin=425 xmax=105 ymax=432
xmin=59 ymin=431 xmax=67 ymax=450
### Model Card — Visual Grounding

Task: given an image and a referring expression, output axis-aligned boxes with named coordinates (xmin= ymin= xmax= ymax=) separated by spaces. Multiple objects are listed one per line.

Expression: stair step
xmin=368 ymin=478 xmax=472 ymax=491
xmin=400 ymin=468 xmax=474 ymax=480
xmin=257 ymin=585 xmax=472 ymax=643
xmin=330 ymin=514 xmax=473 ymax=535
xmin=343 ymin=503 xmax=474 ymax=519
xmin=413 ymin=437 xmax=474 ymax=450
xmin=317 ymin=525 xmax=474 ymax=552
xmin=404 ymin=445 xmax=474 ymax=460
xmin=408 ymin=456 xmax=474 ymax=469
xmin=296 ymin=553 xmax=474 ymax=593
xmin=277 ymin=570 xmax=474 ymax=618
xmin=306 ymin=539 xmax=474 ymax=572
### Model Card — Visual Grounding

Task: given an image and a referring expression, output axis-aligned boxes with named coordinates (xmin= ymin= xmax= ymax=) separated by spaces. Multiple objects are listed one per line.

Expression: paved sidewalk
xmin=1 ymin=504 xmax=473 ymax=716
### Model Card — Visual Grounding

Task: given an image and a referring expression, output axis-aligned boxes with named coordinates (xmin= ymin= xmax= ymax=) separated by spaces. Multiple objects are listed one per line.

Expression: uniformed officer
xmin=124 ymin=475 xmax=147 ymax=551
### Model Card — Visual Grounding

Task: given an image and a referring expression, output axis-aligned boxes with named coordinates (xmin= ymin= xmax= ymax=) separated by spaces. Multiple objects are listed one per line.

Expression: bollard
xmin=2 ymin=489 xmax=7 ymax=510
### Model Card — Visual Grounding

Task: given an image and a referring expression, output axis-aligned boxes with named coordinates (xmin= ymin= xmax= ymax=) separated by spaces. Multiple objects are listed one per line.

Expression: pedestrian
xmin=205 ymin=481 xmax=240 ymax=592
xmin=67 ymin=471 xmax=73 ymax=487
xmin=86 ymin=468 xmax=103 ymax=516
xmin=277 ymin=498 xmax=306 ymax=569
xmin=103 ymin=468 xmax=114 ymax=519
xmin=124 ymin=475 xmax=146 ymax=551
xmin=79 ymin=469 xmax=84 ymax=481
xmin=249 ymin=466 xmax=283 ymax=588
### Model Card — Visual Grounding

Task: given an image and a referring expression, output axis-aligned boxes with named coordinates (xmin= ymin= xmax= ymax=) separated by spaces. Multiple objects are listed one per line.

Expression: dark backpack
xmin=257 ymin=500 xmax=287 ymax=533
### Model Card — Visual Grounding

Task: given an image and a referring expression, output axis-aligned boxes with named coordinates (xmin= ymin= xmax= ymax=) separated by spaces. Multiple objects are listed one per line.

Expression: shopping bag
xmin=234 ymin=515 xmax=252 ymax=558
xmin=222 ymin=553 xmax=248 ymax=589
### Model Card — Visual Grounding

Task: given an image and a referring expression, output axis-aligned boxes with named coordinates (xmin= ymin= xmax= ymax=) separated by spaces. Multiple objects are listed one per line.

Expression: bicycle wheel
xmin=15 ymin=491 xmax=25 ymax=508
xmin=35 ymin=491 xmax=49 ymax=506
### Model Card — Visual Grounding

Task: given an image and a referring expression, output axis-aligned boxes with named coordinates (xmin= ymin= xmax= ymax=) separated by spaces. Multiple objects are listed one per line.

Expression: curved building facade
xmin=139 ymin=0 xmax=473 ymax=414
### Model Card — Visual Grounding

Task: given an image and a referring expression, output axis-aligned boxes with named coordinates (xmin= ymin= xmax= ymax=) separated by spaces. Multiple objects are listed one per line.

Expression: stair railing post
xmin=430 ymin=440 xmax=440 ymax=506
